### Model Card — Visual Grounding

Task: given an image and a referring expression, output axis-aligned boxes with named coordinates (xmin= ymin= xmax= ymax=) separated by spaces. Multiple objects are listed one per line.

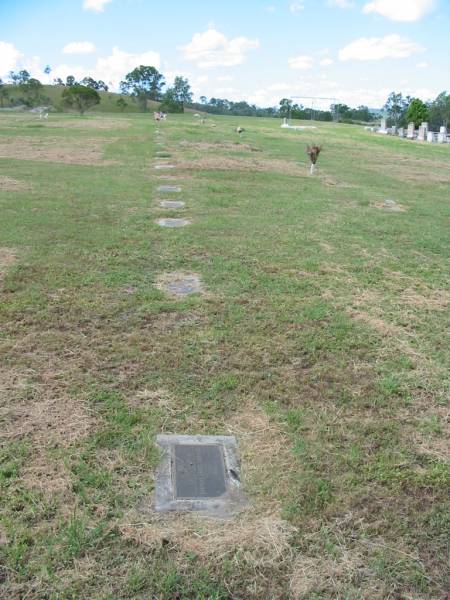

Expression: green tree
xmin=120 ymin=65 xmax=165 ymax=112
xmin=20 ymin=77 xmax=44 ymax=107
xmin=61 ymin=85 xmax=100 ymax=114
xmin=405 ymin=98 xmax=429 ymax=128
xmin=0 ymin=78 xmax=9 ymax=108
xmin=81 ymin=77 xmax=109 ymax=92
xmin=160 ymin=77 xmax=192 ymax=113
xmin=66 ymin=75 xmax=77 ymax=87
xmin=279 ymin=98 xmax=293 ymax=118
xmin=384 ymin=92 xmax=409 ymax=126
xmin=429 ymin=91 xmax=450 ymax=128
xmin=116 ymin=97 xmax=128 ymax=112
xmin=9 ymin=69 xmax=30 ymax=85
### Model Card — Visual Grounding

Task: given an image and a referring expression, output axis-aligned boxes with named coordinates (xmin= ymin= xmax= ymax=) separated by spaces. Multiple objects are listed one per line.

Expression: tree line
xmin=1 ymin=66 xmax=449 ymax=128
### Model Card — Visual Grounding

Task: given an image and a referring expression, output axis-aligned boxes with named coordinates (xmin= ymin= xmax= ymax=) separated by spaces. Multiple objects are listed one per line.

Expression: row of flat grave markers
xmin=370 ymin=119 xmax=449 ymax=143
xmin=152 ymin=125 xmax=247 ymax=518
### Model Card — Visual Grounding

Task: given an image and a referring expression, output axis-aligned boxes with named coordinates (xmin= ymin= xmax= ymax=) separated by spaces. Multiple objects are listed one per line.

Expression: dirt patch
xmin=0 ymin=136 xmax=118 ymax=165
xmin=177 ymin=155 xmax=309 ymax=176
xmin=0 ymin=247 xmax=16 ymax=280
xmin=0 ymin=176 xmax=30 ymax=191
xmin=400 ymin=287 xmax=450 ymax=310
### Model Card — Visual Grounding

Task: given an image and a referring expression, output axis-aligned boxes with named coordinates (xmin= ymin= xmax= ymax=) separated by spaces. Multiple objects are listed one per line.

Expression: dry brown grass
xmin=0 ymin=176 xmax=30 ymax=191
xmin=45 ymin=117 xmax=130 ymax=130
xmin=0 ymin=136 xmax=118 ymax=165
xmin=176 ymin=155 xmax=309 ymax=176
xmin=0 ymin=247 xmax=17 ymax=280
xmin=179 ymin=140 xmax=261 ymax=153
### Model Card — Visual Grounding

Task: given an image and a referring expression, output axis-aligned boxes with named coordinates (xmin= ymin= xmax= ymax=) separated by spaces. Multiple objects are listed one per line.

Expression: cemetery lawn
xmin=0 ymin=111 xmax=449 ymax=599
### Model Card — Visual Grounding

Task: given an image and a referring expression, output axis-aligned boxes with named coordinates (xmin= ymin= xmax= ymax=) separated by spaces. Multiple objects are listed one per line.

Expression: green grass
xmin=0 ymin=111 xmax=449 ymax=598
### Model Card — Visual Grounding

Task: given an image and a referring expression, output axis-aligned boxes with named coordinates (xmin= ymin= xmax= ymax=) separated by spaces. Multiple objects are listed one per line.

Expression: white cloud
xmin=416 ymin=60 xmax=429 ymax=68
xmin=0 ymin=41 xmax=22 ymax=77
xmin=63 ymin=41 xmax=97 ymax=54
xmin=181 ymin=28 xmax=259 ymax=68
xmin=320 ymin=58 xmax=334 ymax=66
xmin=339 ymin=35 xmax=424 ymax=61
xmin=83 ymin=0 xmax=112 ymax=12
xmin=363 ymin=0 xmax=435 ymax=22
xmin=289 ymin=2 xmax=305 ymax=13
xmin=94 ymin=46 xmax=160 ymax=88
xmin=217 ymin=75 xmax=234 ymax=82
xmin=328 ymin=0 xmax=353 ymax=7
xmin=288 ymin=54 xmax=314 ymax=69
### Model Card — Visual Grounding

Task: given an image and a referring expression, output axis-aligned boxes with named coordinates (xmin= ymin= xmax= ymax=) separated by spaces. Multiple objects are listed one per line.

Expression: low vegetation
xmin=0 ymin=112 xmax=449 ymax=598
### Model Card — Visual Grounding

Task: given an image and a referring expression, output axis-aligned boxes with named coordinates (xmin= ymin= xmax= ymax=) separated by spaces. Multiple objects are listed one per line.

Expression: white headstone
xmin=391 ymin=125 xmax=397 ymax=135
xmin=427 ymin=131 xmax=435 ymax=143
xmin=437 ymin=127 xmax=447 ymax=143
xmin=417 ymin=125 xmax=426 ymax=141
xmin=407 ymin=122 xmax=415 ymax=139
xmin=439 ymin=126 xmax=447 ymax=134
xmin=379 ymin=117 xmax=387 ymax=133
xmin=398 ymin=127 xmax=405 ymax=138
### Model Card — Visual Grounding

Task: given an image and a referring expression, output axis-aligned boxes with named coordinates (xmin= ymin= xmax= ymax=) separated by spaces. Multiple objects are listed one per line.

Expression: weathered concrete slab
xmin=155 ymin=435 xmax=247 ymax=518
xmin=156 ymin=218 xmax=190 ymax=228
xmin=157 ymin=185 xmax=182 ymax=193
xmin=156 ymin=272 xmax=202 ymax=297
xmin=159 ymin=200 xmax=185 ymax=209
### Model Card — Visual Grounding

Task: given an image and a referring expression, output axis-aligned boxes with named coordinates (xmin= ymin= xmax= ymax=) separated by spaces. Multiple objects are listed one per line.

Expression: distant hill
xmin=2 ymin=84 xmax=161 ymax=113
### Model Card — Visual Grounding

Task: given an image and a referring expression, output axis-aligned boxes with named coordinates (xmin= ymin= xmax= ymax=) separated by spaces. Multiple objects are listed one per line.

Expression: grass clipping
xmin=120 ymin=400 xmax=296 ymax=568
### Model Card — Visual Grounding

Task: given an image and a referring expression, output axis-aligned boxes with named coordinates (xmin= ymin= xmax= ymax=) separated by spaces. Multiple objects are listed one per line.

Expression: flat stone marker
xmin=155 ymin=164 xmax=175 ymax=170
xmin=155 ymin=435 xmax=247 ymax=517
xmin=156 ymin=218 xmax=190 ymax=228
xmin=156 ymin=272 xmax=202 ymax=297
xmin=159 ymin=200 xmax=185 ymax=209
xmin=157 ymin=185 xmax=182 ymax=193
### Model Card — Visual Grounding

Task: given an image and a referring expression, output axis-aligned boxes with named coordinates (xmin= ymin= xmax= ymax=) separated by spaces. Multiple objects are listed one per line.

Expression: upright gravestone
xmin=421 ymin=122 xmax=429 ymax=137
xmin=438 ymin=126 xmax=448 ymax=143
xmin=379 ymin=117 xmax=387 ymax=134
xmin=407 ymin=122 xmax=415 ymax=139
xmin=417 ymin=125 xmax=426 ymax=141
xmin=398 ymin=127 xmax=405 ymax=138
xmin=427 ymin=131 xmax=435 ymax=143
xmin=391 ymin=125 xmax=397 ymax=135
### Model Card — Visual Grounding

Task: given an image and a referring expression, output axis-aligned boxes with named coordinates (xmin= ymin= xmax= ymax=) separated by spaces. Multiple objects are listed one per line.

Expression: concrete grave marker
xmin=155 ymin=435 xmax=247 ymax=517
xmin=155 ymin=164 xmax=175 ymax=170
xmin=159 ymin=200 xmax=185 ymax=209
xmin=379 ymin=118 xmax=387 ymax=134
xmin=407 ymin=122 xmax=415 ymax=139
xmin=156 ymin=272 xmax=202 ymax=297
xmin=157 ymin=185 xmax=182 ymax=193
xmin=156 ymin=218 xmax=190 ymax=228
xmin=418 ymin=125 xmax=426 ymax=141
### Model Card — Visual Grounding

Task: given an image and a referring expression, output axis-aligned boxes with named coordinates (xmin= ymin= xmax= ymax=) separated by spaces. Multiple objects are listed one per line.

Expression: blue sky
xmin=1 ymin=0 xmax=449 ymax=108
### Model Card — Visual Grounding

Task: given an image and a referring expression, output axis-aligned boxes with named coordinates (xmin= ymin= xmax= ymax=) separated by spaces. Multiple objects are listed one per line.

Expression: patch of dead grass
xmin=0 ymin=136 xmax=118 ymax=165
xmin=0 ymin=247 xmax=17 ymax=280
xmin=179 ymin=140 xmax=261 ymax=153
xmin=45 ymin=117 xmax=130 ymax=130
xmin=0 ymin=176 xmax=30 ymax=191
xmin=176 ymin=155 xmax=309 ymax=176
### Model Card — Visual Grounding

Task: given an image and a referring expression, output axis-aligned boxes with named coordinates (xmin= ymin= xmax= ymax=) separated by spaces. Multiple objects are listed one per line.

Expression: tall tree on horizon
xmin=120 ymin=66 xmax=165 ymax=112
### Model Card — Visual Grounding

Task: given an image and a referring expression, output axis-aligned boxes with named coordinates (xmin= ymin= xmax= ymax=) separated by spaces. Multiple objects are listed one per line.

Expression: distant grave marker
xmin=155 ymin=435 xmax=247 ymax=517
xmin=156 ymin=218 xmax=190 ymax=228
xmin=157 ymin=185 xmax=182 ymax=193
xmin=156 ymin=272 xmax=202 ymax=297
xmin=159 ymin=200 xmax=185 ymax=209
xmin=155 ymin=164 xmax=175 ymax=170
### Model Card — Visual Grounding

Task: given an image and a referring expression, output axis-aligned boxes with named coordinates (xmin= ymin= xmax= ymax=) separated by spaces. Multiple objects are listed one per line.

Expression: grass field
xmin=0 ymin=111 xmax=449 ymax=599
